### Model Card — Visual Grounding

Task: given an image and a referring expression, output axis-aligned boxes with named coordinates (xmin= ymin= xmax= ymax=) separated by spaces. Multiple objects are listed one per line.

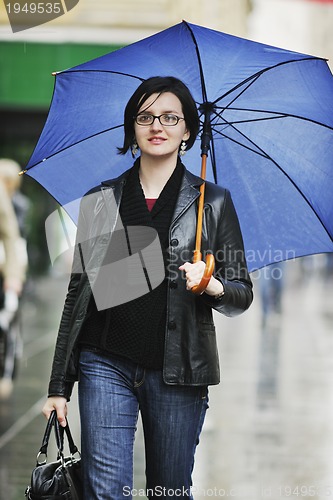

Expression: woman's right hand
xmin=42 ymin=396 xmax=68 ymax=427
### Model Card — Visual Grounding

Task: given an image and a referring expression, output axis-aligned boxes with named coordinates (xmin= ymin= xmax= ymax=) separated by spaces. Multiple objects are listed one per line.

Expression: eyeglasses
xmin=134 ymin=113 xmax=185 ymax=126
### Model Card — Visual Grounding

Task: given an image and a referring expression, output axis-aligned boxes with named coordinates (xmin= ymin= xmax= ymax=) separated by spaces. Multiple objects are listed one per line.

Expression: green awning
xmin=0 ymin=40 xmax=121 ymax=109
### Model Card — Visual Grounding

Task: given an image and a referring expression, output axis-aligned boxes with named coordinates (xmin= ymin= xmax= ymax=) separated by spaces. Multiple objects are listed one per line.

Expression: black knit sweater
xmin=79 ymin=159 xmax=184 ymax=369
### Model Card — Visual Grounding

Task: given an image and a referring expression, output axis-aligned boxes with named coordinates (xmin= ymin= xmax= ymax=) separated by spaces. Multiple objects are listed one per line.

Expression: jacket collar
xmin=100 ymin=161 xmax=204 ymax=225
xmin=100 ymin=161 xmax=203 ymax=190
xmin=101 ymin=168 xmax=130 ymax=189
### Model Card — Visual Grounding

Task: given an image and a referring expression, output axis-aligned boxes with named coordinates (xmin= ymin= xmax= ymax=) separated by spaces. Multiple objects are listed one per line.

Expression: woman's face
xmin=134 ymin=92 xmax=190 ymax=162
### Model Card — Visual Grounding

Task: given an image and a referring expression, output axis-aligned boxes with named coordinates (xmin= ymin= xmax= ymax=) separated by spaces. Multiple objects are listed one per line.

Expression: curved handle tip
xmin=191 ymin=254 xmax=215 ymax=295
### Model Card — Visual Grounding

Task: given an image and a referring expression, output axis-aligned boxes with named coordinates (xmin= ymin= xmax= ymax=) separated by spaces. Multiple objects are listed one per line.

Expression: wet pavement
xmin=0 ymin=257 xmax=333 ymax=499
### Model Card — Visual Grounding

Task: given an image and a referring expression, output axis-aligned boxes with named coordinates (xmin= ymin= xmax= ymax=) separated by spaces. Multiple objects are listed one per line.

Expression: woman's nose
xmin=149 ymin=117 xmax=163 ymax=131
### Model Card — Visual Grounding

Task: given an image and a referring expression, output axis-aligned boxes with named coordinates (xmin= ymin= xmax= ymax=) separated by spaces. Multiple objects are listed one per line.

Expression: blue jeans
xmin=78 ymin=349 xmax=209 ymax=500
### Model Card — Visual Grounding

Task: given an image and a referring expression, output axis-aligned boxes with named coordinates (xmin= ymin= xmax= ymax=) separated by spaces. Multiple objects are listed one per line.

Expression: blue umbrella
xmin=22 ymin=21 xmax=333 ymax=272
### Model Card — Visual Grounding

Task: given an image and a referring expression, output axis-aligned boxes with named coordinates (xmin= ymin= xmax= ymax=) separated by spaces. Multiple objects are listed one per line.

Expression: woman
xmin=43 ymin=76 xmax=253 ymax=499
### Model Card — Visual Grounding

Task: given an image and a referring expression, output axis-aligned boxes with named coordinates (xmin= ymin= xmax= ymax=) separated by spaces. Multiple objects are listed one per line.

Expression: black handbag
xmin=25 ymin=410 xmax=82 ymax=499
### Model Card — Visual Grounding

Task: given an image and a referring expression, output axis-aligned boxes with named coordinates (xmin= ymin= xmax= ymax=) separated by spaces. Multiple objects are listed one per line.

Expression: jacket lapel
xmin=171 ymin=168 xmax=203 ymax=225
xmin=100 ymin=170 xmax=129 ymax=234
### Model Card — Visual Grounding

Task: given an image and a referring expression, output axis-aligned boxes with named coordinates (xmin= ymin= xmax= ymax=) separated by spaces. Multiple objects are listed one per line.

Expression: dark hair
xmin=118 ymin=76 xmax=200 ymax=155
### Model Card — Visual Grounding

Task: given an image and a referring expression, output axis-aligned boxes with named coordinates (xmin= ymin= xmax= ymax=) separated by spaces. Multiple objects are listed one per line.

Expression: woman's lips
xmin=148 ymin=137 xmax=166 ymax=144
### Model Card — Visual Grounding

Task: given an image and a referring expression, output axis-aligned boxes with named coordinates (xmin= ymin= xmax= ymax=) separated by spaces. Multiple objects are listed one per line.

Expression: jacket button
xmin=170 ymin=238 xmax=179 ymax=247
xmin=170 ymin=280 xmax=178 ymax=289
xmin=168 ymin=321 xmax=177 ymax=330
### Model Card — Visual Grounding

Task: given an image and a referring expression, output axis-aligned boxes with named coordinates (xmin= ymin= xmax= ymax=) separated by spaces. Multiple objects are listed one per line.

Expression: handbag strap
xmin=56 ymin=416 xmax=80 ymax=456
xmin=39 ymin=410 xmax=57 ymax=457
xmin=37 ymin=410 xmax=80 ymax=464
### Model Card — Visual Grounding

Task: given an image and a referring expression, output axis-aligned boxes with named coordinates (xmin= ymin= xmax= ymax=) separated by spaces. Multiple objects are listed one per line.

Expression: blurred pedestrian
xmin=325 ymin=253 xmax=333 ymax=280
xmin=0 ymin=159 xmax=27 ymax=398
xmin=259 ymin=261 xmax=285 ymax=326
xmin=0 ymin=158 xmax=30 ymax=268
xmin=42 ymin=76 xmax=253 ymax=499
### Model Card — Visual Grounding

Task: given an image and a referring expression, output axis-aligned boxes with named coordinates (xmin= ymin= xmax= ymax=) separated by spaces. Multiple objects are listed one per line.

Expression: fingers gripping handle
xmin=191 ymin=252 xmax=215 ymax=295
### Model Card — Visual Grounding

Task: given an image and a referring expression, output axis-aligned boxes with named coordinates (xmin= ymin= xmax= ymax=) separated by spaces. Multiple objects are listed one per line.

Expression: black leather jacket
xmin=48 ymin=166 xmax=253 ymax=400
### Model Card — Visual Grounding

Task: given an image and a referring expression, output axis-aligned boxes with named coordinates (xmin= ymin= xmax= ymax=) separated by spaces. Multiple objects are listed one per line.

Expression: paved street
xmin=0 ymin=257 xmax=332 ymax=500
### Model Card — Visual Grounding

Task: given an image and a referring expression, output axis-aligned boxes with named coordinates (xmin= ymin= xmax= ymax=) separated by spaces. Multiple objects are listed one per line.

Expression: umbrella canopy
xmin=24 ymin=21 xmax=333 ymax=272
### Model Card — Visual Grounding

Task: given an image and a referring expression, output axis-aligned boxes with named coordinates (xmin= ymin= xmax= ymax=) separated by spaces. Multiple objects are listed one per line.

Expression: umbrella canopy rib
xmin=183 ymin=21 xmax=209 ymax=105
xmin=212 ymin=120 xmax=333 ymax=246
xmin=215 ymin=106 xmax=333 ymax=131
xmin=212 ymin=56 xmax=326 ymax=107
xmin=208 ymin=133 xmax=218 ymax=184
xmin=212 ymin=125 xmax=272 ymax=158
xmin=25 ymin=124 xmax=124 ymax=171
xmin=213 ymin=107 xmax=287 ymax=126
xmin=58 ymin=69 xmax=145 ymax=82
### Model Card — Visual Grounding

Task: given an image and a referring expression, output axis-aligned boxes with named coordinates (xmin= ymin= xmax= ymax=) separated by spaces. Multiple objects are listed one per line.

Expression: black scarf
xmin=79 ymin=159 xmax=184 ymax=369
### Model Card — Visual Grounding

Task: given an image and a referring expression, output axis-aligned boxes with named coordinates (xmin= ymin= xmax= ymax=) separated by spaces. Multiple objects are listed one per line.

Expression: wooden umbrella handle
xmin=190 ymin=153 xmax=215 ymax=295
xmin=191 ymin=251 xmax=215 ymax=295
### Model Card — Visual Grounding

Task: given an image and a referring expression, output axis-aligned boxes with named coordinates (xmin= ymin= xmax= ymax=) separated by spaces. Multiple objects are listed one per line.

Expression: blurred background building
xmin=249 ymin=0 xmax=333 ymax=67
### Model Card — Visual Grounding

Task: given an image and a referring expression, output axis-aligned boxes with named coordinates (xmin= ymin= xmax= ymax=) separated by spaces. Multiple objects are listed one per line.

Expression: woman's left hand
xmin=179 ymin=261 xmax=224 ymax=296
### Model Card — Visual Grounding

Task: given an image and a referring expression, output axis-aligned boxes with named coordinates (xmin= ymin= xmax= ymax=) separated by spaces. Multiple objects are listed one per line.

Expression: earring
xmin=179 ymin=141 xmax=187 ymax=156
xmin=132 ymin=141 xmax=139 ymax=157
